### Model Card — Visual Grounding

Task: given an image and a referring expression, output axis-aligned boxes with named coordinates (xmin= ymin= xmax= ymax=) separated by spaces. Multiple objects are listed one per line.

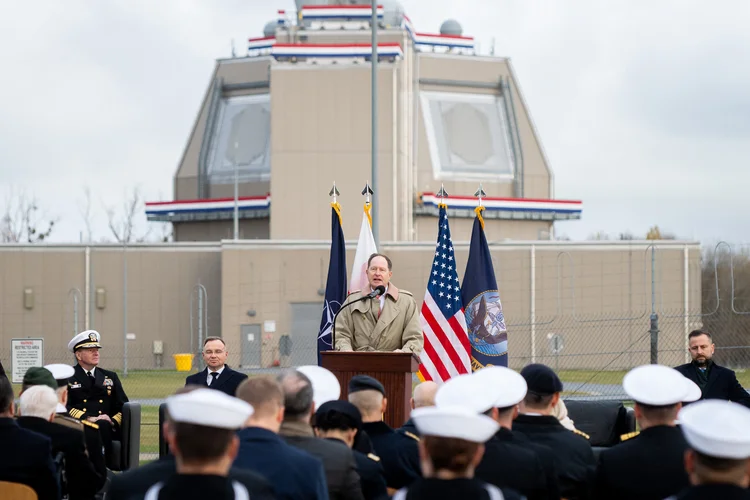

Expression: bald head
xmin=411 ymin=381 xmax=438 ymax=410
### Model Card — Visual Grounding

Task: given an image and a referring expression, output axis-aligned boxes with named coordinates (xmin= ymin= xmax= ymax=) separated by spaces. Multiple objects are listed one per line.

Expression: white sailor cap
xmin=683 ymin=378 xmax=702 ymax=403
xmin=44 ymin=364 xmax=75 ymax=386
xmin=435 ymin=373 xmax=498 ymax=414
xmin=623 ymin=364 xmax=697 ymax=406
xmin=412 ymin=406 xmax=499 ymax=443
xmin=678 ymin=400 xmax=750 ymax=459
xmin=435 ymin=368 xmax=527 ymax=414
xmin=166 ymin=389 xmax=253 ymax=430
xmin=473 ymin=366 xmax=528 ymax=409
xmin=297 ymin=365 xmax=341 ymax=408
xmin=68 ymin=330 xmax=102 ymax=353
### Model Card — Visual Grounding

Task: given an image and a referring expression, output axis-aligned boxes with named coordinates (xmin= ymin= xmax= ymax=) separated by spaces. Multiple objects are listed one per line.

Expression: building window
xmin=207 ymin=94 xmax=271 ymax=184
xmin=421 ymin=91 xmax=515 ymax=181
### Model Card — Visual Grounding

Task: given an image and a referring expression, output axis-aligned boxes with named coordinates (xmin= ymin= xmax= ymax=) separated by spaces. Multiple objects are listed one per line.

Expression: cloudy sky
xmin=1 ymin=0 xmax=749 ymax=244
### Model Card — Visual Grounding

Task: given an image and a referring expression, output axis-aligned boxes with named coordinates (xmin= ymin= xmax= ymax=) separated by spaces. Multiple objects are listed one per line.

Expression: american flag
xmin=418 ymin=205 xmax=471 ymax=382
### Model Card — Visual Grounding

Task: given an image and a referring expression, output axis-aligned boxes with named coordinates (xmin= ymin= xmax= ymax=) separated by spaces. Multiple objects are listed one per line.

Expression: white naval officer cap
xmin=682 ymin=378 xmax=702 ymax=403
xmin=68 ymin=330 xmax=102 ymax=353
xmin=412 ymin=406 xmax=499 ymax=443
xmin=44 ymin=363 xmax=75 ymax=383
xmin=166 ymin=389 xmax=253 ymax=429
xmin=678 ymin=400 xmax=750 ymax=459
xmin=435 ymin=367 xmax=527 ymax=414
xmin=623 ymin=364 xmax=699 ymax=406
xmin=297 ymin=365 xmax=341 ymax=408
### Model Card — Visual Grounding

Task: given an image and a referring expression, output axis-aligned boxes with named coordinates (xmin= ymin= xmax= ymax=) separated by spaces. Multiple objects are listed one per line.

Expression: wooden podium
xmin=320 ymin=351 xmax=419 ymax=428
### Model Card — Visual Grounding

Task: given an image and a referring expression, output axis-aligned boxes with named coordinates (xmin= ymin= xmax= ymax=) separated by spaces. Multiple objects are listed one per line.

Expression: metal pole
xmin=233 ymin=142 xmax=239 ymax=240
xmin=650 ymin=247 xmax=659 ymax=364
xmin=123 ymin=242 xmax=128 ymax=377
xmin=370 ymin=0 xmax=379 ymax=246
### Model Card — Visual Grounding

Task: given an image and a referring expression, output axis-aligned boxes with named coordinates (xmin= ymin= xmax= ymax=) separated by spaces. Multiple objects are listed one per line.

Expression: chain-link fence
xmin=3 ymin=240 xmax=750 ymax=460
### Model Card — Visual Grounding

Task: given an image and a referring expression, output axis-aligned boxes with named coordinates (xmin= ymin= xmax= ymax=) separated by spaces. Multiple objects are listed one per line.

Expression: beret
xmin=348 ymin=375 xmax=385 ymax=396
xmin=23 ymin=367 xmax=57 ymax=390
xmin=520 ymin=364 xmax=563 ymax=395
xmin=315 ymin=400 xmax=363 ymax=430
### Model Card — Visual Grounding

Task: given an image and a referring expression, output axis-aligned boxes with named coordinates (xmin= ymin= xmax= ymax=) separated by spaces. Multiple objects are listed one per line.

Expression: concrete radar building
xmin=145 ymin=1 xmax=583 ymax=241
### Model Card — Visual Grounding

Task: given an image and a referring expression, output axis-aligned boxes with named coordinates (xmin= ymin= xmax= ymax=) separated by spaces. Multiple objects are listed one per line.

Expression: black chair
xmin=563 ymin=400 xmax=636 ymax=458
xmin=108 ymin=402 xmax=141 ymax=471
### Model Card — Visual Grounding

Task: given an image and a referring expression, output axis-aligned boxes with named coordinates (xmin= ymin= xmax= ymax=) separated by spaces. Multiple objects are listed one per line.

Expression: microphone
xmin=365 ymin=285 xmax=386 ymax=299
xmin=331 ymin=285 xmax=387 ymax=350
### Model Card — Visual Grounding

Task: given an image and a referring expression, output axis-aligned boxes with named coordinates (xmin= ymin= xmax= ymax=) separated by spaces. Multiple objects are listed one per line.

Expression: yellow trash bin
xmin=173 ymin=353 xmax=194 ymax=372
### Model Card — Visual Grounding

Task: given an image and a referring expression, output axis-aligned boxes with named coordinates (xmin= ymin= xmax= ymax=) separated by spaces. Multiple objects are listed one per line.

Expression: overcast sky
xmin=1 ymin=0 xmax=749 ymax=245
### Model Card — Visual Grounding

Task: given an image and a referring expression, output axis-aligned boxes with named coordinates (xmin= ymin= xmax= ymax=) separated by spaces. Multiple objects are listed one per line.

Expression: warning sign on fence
xmin=11 ymin=338 xmax=44 ymax=384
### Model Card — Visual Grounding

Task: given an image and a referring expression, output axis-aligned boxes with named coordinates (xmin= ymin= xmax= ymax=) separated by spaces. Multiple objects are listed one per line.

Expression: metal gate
xmin=290 ymin=302 xmax=323 ymax=367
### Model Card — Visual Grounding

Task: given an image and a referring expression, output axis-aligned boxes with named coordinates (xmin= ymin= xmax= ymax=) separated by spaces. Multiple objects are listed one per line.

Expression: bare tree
xmin=1 ymin=189 xmax=56 ymax=243
xmin=588 ymin=231 xmax=611 ymax=241
xmin=77 ymin=185 xmax=94 ymax=243
xmin=105 ymin=186 xmax=152 ymax=243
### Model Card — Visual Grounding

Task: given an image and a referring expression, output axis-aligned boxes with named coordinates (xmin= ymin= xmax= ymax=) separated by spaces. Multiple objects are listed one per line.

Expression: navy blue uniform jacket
xmin=185 ymin=365 xmax=248 ymax=397
xmin=234 ymin=426 xmax=329 ymax=500
xmin=0 ymin=418 xmax=59 ymax=500
xmin=675 ymin=362 xmax=750 ymax=407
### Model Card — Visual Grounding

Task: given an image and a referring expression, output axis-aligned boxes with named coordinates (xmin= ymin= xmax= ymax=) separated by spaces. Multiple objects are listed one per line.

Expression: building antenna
xmin=231 ymin=38 xmax=236 ymax=58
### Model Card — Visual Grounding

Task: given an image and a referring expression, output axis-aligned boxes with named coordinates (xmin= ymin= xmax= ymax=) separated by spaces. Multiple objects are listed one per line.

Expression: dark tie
xmin=209 ymin=372 xmax=219 ymax=386
xmin=87 ymin=371 xmax=95 ymax=383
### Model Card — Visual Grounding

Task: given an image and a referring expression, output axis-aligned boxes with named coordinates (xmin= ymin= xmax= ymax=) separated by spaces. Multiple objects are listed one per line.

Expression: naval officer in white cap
xmin=390 ymin=403 xmax=505 ymax=500
xmin=667 ymin=400 xmax=750 ymax=499
xmin=66 ymin=330 xmax=129 ymax=466
xmin=145 ymin=388 xmax=254 ymax=499
xmin=594 ymin=364 xmax=701 ymax=500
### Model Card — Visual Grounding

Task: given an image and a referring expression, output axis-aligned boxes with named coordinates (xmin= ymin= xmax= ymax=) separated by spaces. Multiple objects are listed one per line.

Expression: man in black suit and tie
xmin=185 ymin=337 xmax=248 ymax=396
xmin=675 ymin=329 xmax=750 ymax=407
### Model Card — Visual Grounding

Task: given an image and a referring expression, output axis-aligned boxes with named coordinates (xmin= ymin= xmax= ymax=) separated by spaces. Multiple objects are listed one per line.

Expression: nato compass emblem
xmin=318 ymin=300 xmax=342 ymax=348
xmin=465 ymin=291 xmax=508 ymax=356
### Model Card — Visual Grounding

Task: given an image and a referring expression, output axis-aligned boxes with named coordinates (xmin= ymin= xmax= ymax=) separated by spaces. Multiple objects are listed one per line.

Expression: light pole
xmin=370 ymin=0 xmax=379 ymax=246
xmin=233 ymin=141 xmax=239 ymax=240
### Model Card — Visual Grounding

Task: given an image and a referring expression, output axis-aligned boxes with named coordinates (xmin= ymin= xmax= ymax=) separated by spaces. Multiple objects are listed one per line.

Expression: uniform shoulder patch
xmin=403 ymin=431 xmax=420 ymax=442
xmin=620 ymin=431 xmax=639 ymax=442
xmin=54 ymin=415 xmax=83 ymax=431
xmin=571 ymin=428 xmax=590 ymax=440
xmin=367 ymin=453 xmax=381 ymax=462
xmin=82 ymin=420 xmax=100 ymax=430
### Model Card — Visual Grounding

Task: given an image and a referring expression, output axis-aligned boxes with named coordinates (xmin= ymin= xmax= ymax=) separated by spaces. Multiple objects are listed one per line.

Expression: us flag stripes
xmin=417 ymin=204 xmax=471 ymax=382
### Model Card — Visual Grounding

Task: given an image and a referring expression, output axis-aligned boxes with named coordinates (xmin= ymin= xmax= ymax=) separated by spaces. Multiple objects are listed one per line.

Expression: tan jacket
xmin=334 ymin=284 xmax=423 ymax=355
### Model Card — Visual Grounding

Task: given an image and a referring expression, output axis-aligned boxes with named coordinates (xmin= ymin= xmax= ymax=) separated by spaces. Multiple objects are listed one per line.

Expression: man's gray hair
xmin=20 ymin=385 xmax=58 ymax=419
xmin=277 ymin=369 xmax=314 ymax=419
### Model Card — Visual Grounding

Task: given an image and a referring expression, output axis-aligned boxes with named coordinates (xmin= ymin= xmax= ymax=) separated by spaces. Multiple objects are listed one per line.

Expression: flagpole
xmin=371 ymin=0 xmax=379 ymax=247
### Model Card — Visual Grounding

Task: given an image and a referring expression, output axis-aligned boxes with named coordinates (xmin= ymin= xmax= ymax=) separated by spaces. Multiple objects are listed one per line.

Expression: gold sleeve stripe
xmin=82 ymin=420 xmax=99 ymax=430
xmin=403 ymin=432 xmax=420 ymax=442
xmin=112 ymin=413 xmax=122 ymax=426
xmin=69 ymin=409 xmax=84 ymax=419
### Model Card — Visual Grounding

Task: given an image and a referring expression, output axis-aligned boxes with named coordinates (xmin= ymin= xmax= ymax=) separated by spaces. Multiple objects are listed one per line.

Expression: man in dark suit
xmin=185 ymin=337 xmax=248 ymax=396
xmin=594 ymin=364 xmax=695 ymax=500
xmin=18 ymin=383 xmax=104 ymax=500
xmin=675 ymin=329 xmax=750 ymax=407
xmin=66 ymin=330 xmax=130 ymax=466
xmin=234 ymin=376 xmax=329 ymax=500
xmin=278 ymin=367 xmax=364 ymax=500
xmin=0 ymin=376 xmax=60 ymax=500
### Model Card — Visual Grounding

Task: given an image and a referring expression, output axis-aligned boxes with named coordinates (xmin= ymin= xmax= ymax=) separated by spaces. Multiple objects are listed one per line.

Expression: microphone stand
xmin=331 ymin=287 xmax=384 ymax=350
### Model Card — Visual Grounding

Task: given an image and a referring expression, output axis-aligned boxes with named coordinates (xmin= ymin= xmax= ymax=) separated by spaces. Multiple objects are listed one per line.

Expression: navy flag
xmin=460 ymin=207 xmax=508 ymax=370
xmin=318 ymin=203 xmax=347 ymax=365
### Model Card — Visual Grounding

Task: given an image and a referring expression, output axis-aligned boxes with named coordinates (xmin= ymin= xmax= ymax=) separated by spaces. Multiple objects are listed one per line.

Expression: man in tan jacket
xmin=334 ymin=253 xmax=423 ymax=355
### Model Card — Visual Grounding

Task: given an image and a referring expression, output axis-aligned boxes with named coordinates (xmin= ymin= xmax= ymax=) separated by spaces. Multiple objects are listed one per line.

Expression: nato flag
xmin=318 ymin=204 xmax=347 ymax=365
xmin=460 ymin=211 xmax=508 ymax=369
